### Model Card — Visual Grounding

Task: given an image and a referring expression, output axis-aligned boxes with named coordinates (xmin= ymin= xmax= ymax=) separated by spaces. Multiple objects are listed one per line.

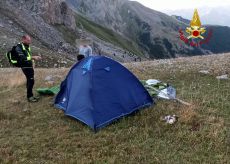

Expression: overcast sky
xmin=130 ymin=0 xmax=230 ymax=11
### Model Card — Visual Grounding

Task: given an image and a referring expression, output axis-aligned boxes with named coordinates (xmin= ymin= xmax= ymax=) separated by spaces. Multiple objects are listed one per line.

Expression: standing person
xmin=15 ymin=35 xmax=42 ymax=102
xmin=77 ymin=39 xmax=93 ymax=61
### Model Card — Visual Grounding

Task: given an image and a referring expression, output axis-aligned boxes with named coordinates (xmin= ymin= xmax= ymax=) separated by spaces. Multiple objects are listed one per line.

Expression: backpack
xmin=6 ymin=45 xmax=23 ymax=67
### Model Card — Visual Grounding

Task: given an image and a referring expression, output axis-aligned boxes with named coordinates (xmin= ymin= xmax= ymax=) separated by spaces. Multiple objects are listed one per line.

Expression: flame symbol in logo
xmin=186 ymin=9 xmax=206 ymax=39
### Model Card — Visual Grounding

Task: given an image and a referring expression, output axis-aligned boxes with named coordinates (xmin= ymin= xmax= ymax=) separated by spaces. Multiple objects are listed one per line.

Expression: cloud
xmin=130 ymin=0 xmax=230 ymax=11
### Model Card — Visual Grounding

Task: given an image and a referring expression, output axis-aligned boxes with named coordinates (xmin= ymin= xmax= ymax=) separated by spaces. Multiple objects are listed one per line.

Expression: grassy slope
xmin=0 ymin=54 xmax=229 ymax=163
xmin=76 ymin=14 xmax=143 ymax=56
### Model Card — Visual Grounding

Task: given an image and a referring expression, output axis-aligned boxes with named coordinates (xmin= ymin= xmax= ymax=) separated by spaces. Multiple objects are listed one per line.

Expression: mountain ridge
xmin=0 ymin=0 xmax=230 ymax=67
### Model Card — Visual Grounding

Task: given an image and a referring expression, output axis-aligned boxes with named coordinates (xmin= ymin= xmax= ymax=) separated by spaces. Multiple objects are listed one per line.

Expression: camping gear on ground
xmin=141 ymin=79 xmax=175 ymax=99
xmin=37 ymin=85 xmax=60 ymax=95
xmin=37 ymin=79 xmax=190 ymax=105
xmin=54 ymin=56 xmax=153 ymax=130
xmin=142 ymin=79 xmax=191 ymax=106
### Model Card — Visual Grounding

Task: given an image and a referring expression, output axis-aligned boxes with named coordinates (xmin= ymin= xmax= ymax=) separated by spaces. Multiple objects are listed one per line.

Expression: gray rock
xmin=45 ymin=74 xmax=62 ymax=82
xmin=0 ymin=23 xmax=4 ymax=28
xmin=45 ymin=75 xmax=53 ymax=81
xmin=46 ymin=81 xmax=55 ymax=85
xmin=60 ymin=61 xmax=67 ymax=64
xmin=199 ymin=70 xmax=210 ymax=75
xmin=216 ymin=74 xmax=228 ymax=80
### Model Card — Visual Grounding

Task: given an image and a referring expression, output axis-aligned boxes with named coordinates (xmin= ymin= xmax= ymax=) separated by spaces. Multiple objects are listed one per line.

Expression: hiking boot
xmin=33 ymin=95 xmax=40 ymax=100
xmin=28 ymin=97 xmax=38 ymax=102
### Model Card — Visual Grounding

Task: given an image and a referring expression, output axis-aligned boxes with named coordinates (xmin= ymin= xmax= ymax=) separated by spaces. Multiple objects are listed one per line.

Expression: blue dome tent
xmin=55 ymin=56 xmax=153 ymax=130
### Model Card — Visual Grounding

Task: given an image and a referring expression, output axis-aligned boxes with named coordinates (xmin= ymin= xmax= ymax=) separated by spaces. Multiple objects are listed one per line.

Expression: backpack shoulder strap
xmin=15 ymin=43 xmax=27 ymax=56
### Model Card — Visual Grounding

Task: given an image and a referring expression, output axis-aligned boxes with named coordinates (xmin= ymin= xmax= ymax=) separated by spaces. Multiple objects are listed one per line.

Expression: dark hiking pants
xmin=21 ymin=67 xmax=34 ymax=98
